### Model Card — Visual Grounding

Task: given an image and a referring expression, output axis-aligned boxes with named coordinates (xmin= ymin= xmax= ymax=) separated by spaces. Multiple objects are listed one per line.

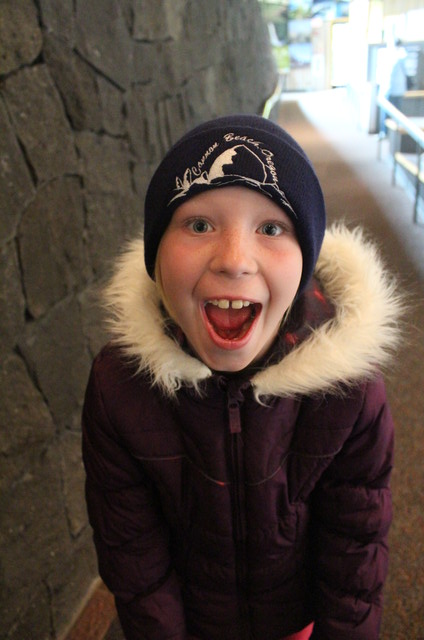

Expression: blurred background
xmin=262 ymin=0 xmax=424 ymax=127
xmin=0 ymin=1 xmax=423 ymax=639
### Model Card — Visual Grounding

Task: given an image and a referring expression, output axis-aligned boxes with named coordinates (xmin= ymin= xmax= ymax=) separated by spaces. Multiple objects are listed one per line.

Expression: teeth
xmin=207 ymin=299 xmax=252 ymax=309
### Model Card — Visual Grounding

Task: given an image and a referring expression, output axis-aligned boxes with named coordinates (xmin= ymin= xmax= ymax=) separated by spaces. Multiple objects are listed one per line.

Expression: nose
xmin=209 ymin=228 xmax=257 ymax=277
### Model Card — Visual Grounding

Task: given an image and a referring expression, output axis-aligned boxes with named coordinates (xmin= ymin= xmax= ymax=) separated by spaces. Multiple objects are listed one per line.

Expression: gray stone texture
xmin=18 ymin=177 xmax=89 ymax=319
xmin=0 ymin=1 xmax=276 ymax=637
xmin=0 ymin=98 xmax=35 ymax=243
xmin=0 ymin=0 xmax=43 ymax=76
xmin=0 ymin=243 xmax=26 ymax=352
xmin=2 ymin=65 xmax=79 ymax=183
xmin=75 ymin=0 xmax=134 ymax=90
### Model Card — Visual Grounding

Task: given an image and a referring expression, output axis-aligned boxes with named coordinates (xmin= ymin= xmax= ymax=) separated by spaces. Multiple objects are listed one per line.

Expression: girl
xmin=82 ymin=115 xmax=401 ymax=639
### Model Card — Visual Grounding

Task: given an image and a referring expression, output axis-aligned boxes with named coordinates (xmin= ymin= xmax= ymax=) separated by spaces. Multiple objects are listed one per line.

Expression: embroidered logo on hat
xmin=168 ymin=132 xmax=296 ymax=217
xmin=144 ymin=114 xmax=326 ymax=293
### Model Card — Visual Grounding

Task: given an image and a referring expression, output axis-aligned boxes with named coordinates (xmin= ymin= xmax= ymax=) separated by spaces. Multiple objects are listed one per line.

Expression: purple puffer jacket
xmin=82 ymin=227 xmax=401 ymax=639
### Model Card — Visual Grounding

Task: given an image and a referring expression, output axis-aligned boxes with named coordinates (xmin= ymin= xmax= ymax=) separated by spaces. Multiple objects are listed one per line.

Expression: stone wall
xmin=0 ymin=1 xmax=276 ymax=638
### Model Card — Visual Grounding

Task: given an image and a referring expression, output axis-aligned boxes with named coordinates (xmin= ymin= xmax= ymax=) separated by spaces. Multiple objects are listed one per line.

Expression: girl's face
xmin=156 ymin=186 xmax=303 ymax=372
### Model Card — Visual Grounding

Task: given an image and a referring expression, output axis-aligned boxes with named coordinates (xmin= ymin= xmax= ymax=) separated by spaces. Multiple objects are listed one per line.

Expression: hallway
xmin=277 ymin=89 xmax=424 ymax=639
xmin=68 ymin=90 xmax=424 ymax=640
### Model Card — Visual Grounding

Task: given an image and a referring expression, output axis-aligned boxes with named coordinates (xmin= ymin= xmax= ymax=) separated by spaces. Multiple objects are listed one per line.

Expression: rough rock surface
xmin=0 ymin=1 xmax=276 ymax=637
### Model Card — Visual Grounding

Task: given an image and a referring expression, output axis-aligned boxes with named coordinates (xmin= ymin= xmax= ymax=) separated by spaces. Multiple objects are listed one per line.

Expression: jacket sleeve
xmin=309 ymin=375 xmax=394 ymax=640
xmin=82 ymin=352 xmax=187 ymax=640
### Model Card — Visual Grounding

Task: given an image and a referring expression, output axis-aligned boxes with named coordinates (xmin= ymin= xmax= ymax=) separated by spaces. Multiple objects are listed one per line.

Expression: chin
xmin=201 ymin=350 xmax=257 ymax=373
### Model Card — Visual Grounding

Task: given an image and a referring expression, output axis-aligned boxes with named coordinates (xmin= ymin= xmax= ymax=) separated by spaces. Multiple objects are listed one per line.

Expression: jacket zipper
xmin=228 ymin=392 xmax=250 ymax=639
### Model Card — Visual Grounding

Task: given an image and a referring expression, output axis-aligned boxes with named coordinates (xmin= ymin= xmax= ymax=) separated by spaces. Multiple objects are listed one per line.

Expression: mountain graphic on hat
xmin=169 ymin=143 xmax=294 ymax=215
xmin=208 ymin=145 xmax=267 ymax=182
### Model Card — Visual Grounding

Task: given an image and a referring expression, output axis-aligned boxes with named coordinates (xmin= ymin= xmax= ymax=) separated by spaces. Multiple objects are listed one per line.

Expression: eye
xmin=187 ymin=218 xmax=213 ymax=234
xmin=258 ymin=221 xmax=285 ymax=237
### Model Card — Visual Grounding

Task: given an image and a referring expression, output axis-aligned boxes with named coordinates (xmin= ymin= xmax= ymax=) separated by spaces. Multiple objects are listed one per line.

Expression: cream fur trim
xmin=103 ymin=226 xmax=402 ymax=399
xmin=252 ymin=225 xmax=402 ymax=399
xmin=103 ymin=239 xmax=211 ymax=396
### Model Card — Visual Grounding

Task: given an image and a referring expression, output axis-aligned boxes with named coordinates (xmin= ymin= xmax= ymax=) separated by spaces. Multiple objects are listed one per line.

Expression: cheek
xmin=271 ymin=249 xmax=303 ymax=302
xmin=156 ymin=238 xmax=197 ymax=312
xmin=290 ymin=251 xmax=304 ymax=288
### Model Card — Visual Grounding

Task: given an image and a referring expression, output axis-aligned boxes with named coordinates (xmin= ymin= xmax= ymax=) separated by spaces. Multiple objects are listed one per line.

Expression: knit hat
xmin=144 ymin=114 xmax=326 ymax=295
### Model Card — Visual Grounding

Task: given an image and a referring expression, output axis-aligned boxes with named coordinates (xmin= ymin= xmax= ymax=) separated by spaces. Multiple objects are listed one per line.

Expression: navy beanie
xmin=144 ymin=114 xmax=326 ymax=295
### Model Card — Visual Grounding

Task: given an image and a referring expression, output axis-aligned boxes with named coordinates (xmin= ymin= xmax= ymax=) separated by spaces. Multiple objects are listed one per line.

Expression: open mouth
xmin=204 ymin=299 xmax=261 ymax=341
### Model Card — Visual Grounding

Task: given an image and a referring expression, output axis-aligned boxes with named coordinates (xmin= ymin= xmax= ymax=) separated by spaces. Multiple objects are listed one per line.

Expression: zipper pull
xmin=228 ymin=398 xmax=241 ymax=434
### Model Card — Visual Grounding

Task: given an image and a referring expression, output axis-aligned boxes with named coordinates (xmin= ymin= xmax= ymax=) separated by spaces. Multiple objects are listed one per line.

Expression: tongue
xmin=205 ymin=304 xmax=253 ymax=339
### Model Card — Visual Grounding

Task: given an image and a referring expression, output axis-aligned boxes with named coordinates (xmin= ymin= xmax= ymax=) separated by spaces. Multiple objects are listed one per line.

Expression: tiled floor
xmin=104 ymin=617 xmax=125 ymax=640
xmin=65 ymin=582 xmax=118 ymax=640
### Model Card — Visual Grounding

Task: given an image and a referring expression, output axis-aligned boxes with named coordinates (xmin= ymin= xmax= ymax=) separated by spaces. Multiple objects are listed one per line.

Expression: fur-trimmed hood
xmin=103 ymin=225 xmax=402 ymax=400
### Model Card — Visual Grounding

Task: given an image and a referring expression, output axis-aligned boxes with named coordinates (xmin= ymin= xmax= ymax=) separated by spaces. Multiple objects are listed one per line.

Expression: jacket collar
xmin=104 ymin=225 xmax=402 ymax=400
